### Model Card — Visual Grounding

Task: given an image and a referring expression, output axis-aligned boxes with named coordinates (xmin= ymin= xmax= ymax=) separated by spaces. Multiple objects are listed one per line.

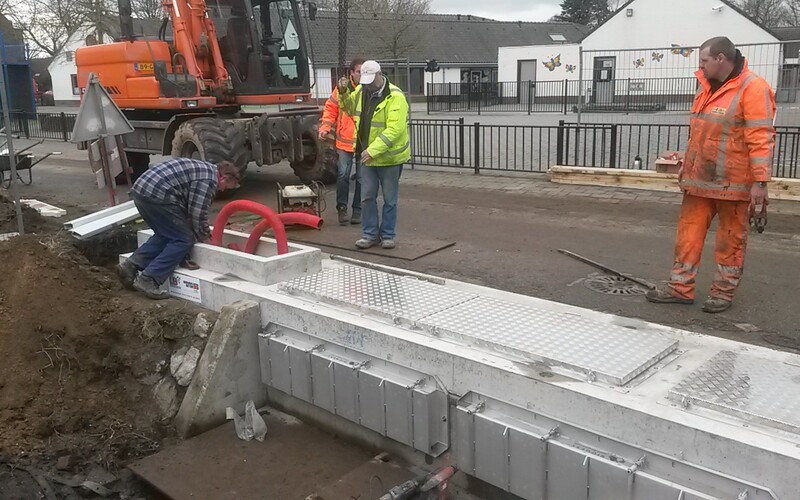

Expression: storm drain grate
xmin=584 ymin=275 xmax=646 ymax=296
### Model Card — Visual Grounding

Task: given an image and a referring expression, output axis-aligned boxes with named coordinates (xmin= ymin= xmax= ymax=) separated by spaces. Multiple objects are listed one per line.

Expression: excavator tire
xmin=171 ymin=117 xmax=249 ymax=174
xmin=289 ymin=123 xmax=337 ymax=185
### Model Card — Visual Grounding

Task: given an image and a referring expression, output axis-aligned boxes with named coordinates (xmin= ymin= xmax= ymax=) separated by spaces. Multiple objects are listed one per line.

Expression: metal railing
xmin=4 ymin=112 xmax=797 ymax=179
xmin=409 ymin=119 xmax=800 ymax=179
xmin=426 ymin=78 xmax=703 ymax=115
xmin=0 ymin=111 xmax=77 ymax=141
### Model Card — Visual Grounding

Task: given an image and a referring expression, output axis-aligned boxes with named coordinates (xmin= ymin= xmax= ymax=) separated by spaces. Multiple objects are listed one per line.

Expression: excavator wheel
xmin=289 ymin=123 xmax=337 ymax=185
xmin=171 ymin=117 xmax=249 ymax=175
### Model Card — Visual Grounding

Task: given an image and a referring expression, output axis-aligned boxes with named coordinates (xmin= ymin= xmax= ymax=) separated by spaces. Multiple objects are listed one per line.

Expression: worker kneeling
xmin=117 ymin=158 xmax=241 ymax=299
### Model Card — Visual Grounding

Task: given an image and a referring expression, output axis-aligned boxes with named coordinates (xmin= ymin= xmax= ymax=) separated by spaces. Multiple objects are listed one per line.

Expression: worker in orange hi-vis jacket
xmin=319 ymin=58 xmax=365 ymax=225
xmin=646 ymin=37 xmax=776 ymax=314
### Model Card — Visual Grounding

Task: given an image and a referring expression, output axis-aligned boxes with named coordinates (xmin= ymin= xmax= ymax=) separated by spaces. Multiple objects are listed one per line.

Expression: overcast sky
xmin=430 ymin=0 xmax=563 ymax=22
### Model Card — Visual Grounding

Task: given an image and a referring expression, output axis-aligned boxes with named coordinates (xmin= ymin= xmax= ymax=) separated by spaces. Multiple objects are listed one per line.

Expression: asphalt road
xmin=10 ymin=142 xmax=800 ymax=353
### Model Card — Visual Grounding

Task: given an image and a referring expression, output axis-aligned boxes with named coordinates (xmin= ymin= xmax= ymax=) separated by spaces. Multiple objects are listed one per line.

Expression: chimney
xmin=457 ymin=14 xmax=461 ymax=20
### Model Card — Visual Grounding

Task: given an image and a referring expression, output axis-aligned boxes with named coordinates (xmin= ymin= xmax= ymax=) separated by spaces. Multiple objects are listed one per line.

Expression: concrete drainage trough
xmin=129 ymin=229 xmax=800 ymax=500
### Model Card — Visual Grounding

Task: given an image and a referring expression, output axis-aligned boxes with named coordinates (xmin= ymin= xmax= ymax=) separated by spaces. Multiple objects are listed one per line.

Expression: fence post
xmin=556 ymin=120 xmax=565 ymax=165
xmin=477 ymin=85 xmax=481 ymax=115
xmin=527 ymin=81 xmax=532 ymax=115
xmin=16 ymin=113 xmax=29 ymax=139
xmin=609 ymin=124 xmax=618 ymax=168
xmin=59 ymin=112 xmax=69 ymax=141
xmin=563 ymin=79 xmax=568 ymax=115
xmin=467 ymin=83 xmax=471 ymax=112
xmin=626 ymin=78 xmax=631 ymax=110
xmin=473 ymin=122 xmax=480 ymax=175
xmin=458 ymin=117 xmax=465 ymax=167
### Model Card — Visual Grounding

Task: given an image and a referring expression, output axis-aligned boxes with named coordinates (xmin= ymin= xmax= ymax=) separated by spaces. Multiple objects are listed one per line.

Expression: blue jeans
xmin=129 ymin=194 xmax=195 ymax=285
xmin=336 ymin=149 xmax=361 ymax=212
xmin=360 ymin=164 xmax=401 ymax=241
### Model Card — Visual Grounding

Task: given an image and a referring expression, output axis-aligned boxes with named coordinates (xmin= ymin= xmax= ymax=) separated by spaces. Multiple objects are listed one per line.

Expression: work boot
xmin=338 ymin=206 xmax=349 ymax=225
xmin=380 ymin=239 xmax=396 ymax=250
xmin=116 ymin=259 xmax=139 ymax=290
xmin=355 ymin=238 xmax=378 ymax=249
xmin=133 ymin=275 xmax=170 ymax=300
xmin=645 ymin=287 xmax=694 ymax=305
xmin=350 ymin=210 xmax=361 ymax=225
xmin=703 ymin=297 xmax=732 ymax=314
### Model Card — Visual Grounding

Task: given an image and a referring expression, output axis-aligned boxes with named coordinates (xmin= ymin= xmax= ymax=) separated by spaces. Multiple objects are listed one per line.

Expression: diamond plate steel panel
xmin=669 ymin=351 xmax=800 ymax=433
xmin=418 ymin=296 xmax=678 ymax=385
xmin=279 ymin=266 xmax=478 ymax=322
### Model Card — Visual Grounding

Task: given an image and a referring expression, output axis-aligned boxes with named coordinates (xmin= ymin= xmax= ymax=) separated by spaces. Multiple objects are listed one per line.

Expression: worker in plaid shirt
xmin=116 ymin=157 xmax=241 ymax=299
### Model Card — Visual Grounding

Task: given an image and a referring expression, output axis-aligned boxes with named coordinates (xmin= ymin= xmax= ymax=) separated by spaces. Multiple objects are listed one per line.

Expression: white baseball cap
xmin=359 ymin=60 xmax=381 ymax=84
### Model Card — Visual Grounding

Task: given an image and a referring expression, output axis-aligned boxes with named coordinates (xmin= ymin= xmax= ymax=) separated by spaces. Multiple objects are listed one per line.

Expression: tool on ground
xmin=558 ymin=249 xmax=656 ymax=290
xmin=276 ymin=182 xmax=324 ymax=218
xmin=379 ymin=465 xmax=457 ymax=500
xmin=750 ymin=203 xmax=767 ymax=234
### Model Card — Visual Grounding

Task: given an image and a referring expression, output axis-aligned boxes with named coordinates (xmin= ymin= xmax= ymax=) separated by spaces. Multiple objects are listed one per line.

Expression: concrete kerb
xmin=174 ymin=300 xmax=264 ymax=438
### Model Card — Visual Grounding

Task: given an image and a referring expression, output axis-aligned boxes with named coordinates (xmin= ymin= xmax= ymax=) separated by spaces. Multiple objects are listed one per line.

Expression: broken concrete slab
xmin=152 ymin=377 xmax=178 ymax=420
xmin=174 ymin=300 xmax=264 ymax=438
xmin=170 ymin=347 xmax=200 ymax=387
xmin=193 ymin=312 xmax=213 ymax=338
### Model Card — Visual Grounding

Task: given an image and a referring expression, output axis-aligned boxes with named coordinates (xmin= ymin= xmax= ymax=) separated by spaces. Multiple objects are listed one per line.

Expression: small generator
xmin=276 ymin=182 xmax=323 ymax=216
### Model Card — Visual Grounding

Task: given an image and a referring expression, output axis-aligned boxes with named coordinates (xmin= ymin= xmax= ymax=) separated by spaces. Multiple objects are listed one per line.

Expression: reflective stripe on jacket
xmin=681 ymin=60 xmax=776 ymax=201
xmin=340 ymin=81 xmax=411 ymax=167
xmin=319 ymin=87 xmax=356 ymax=153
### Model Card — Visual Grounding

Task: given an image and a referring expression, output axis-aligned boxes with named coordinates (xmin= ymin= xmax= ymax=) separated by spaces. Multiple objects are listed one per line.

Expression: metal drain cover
xmin=584 ymin=275 xmax=646 ymax=295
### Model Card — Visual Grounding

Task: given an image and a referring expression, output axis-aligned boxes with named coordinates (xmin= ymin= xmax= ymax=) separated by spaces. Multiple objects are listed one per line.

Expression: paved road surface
xmin=9 ymin=141 xmax=800 ymax=352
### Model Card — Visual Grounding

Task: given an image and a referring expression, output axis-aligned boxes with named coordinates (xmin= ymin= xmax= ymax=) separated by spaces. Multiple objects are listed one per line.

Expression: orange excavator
xmin=75 ymin=0 xmax=335 ymax=183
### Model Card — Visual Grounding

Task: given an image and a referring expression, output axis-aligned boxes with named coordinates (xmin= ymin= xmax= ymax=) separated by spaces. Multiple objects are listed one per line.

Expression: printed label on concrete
xmin=169 ymin=273 xmax=202 ymax=303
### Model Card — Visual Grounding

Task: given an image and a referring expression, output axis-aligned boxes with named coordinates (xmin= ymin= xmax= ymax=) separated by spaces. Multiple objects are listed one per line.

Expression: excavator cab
xmin=211 ymin=0 xmax=311 ymax=104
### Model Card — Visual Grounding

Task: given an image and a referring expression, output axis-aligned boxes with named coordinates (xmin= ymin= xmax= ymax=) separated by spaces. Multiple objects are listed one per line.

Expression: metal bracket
xmin=260 ymin=323 xmax=280 ymax=337
xmin=464 ymin=401 xmax=486 ymax=415
xmin=305 ymin=344 xmax=325 ymax=354
xmin=738 ymin=489 xmax=749 ymax=500
xmin=349 ymin=360 xmax=371 ymax=371
xmin=681 ymin=395 xmax=692 ymax=409
xmin=540 ymin=425 xmax=560 ymax=442
xmin=627 ymin=455 xmax=647 ymax=475
xmin=406 ymin=378 xmax=426 ymax=390
xmin=586 ymin=370 xmax=597 ymax=383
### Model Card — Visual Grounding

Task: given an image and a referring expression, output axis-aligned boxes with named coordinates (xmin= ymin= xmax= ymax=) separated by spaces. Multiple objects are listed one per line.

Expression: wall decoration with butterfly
xmin=633 ymin=58 xmax=645 ymax=69
xmin=651 ymin=52 xmax=664 ymax=62
xmin=543 ymin=55 xmax=561 ymax=72
xmin=671 ymin=44 xmax=694 ymax=58
xmin=565 ymin=64 xmax=576 ymax=73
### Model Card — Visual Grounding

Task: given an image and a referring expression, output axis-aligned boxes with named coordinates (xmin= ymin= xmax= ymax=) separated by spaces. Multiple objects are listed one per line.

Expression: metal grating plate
xmin=417 ymin=296 xmax=678 ymax=386
xmin=279 ymin=266 xmax=478 ymax=322
xmin=669 ymin=351 xmax=800 ymax=433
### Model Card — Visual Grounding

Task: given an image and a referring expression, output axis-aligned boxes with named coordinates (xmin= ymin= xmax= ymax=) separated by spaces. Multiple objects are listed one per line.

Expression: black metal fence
xmin=3 ymin=112 xmax=797 ymax=179
xmin=0 ymin=111 xmax=77 ymax=141
xmin=426 ymin=77 xmax=701 ymax=115
xmin=409 ymin=119 xmax=800 ymax=179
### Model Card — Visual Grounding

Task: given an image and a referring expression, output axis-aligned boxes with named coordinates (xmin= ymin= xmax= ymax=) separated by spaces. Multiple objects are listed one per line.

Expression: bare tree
xmin=786 ymin=0 xmax=800 ymax=25
xmin=735 ymin=0 xmax=789 ymax=28
xmin=352 ymin=0 xmax=431 ymax=59
xmin=131 ymin=0 xmax=164 ymax=21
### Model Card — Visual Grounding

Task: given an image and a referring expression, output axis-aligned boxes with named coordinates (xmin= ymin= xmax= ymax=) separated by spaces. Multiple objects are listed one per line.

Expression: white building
xmin=498 ymin=0 xmax=788 ymax=111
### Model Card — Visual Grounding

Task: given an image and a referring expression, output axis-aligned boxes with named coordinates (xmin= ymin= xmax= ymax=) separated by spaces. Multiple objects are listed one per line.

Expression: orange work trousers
xmin=668 ymin=194 xmax=750 ymax=301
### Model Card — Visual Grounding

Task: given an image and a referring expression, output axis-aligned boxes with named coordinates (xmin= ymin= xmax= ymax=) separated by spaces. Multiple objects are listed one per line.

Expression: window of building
xmin=549 ymin=33 xmax=567 ymax=42
xmin=71 ymin=74 xmax=80 ymax=95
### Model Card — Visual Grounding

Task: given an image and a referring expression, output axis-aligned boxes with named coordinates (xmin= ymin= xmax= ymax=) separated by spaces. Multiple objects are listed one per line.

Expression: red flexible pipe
xmin=244 ymin=212 xmax=323 ymax=254
xmin=211 ymin=200 xmax=288 ymax=254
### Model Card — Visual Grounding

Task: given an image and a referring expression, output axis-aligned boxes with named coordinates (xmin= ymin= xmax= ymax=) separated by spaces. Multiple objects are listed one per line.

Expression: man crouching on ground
xmin=116 ymin=158 xmax=241 ymax=299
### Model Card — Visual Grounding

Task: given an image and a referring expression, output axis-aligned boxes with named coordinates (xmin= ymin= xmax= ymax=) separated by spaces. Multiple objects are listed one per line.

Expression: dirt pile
xmin=0 ymin=233 xmax=209 ymax=498
xmin=0 ymin=194 xmax=56 ymax=234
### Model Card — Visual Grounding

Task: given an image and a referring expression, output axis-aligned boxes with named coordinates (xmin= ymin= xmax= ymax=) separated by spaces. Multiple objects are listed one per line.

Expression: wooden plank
xmin=549 ymin=166 xmax=800 ymax=201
